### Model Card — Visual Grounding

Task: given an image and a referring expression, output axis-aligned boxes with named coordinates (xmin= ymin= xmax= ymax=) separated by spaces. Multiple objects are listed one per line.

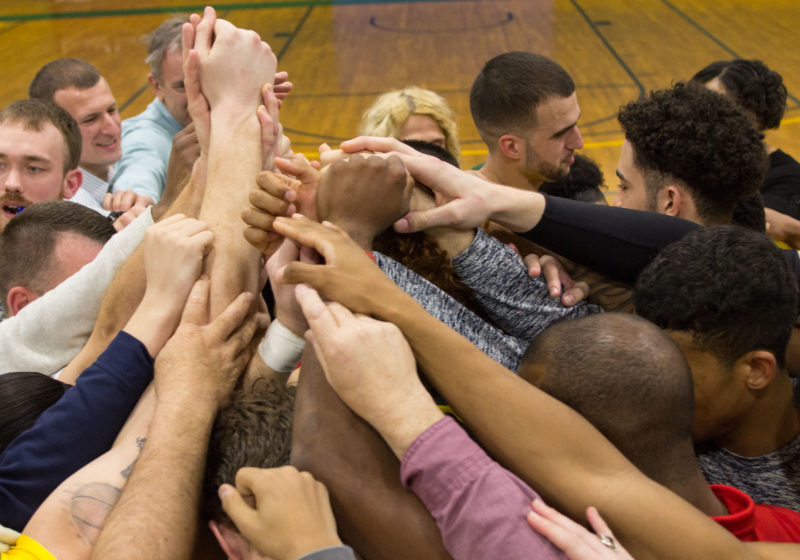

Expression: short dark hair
xmin=692 ymin=59 xmax=787 ymax=131
xmin=540 ymin=153 xmax=606 ymax=204
xmin=145 ymin=16 xmax=189 ymax=84
xmin=0 ymin=201 xmax=115 ymax=305
xmin=634 ymin=226 xmax=798 ymax=368
xmin=520 ymin=313 xmax=695 ymax=480
xmin=0 ymin=371 xmax=70 ymax=454
xmin=401 ymin=139 xmax=460 ymax=169
xmin=29 ymin=57 xmax=102 ymax=102
xmin=470 ymin=52 xmax=575 ymax=146
xmin=0 ymin=99 xmax=82 ymax=172
xmin=202 ymin=381 xmax=296 ymax=527
xmin=732 ymin=192 xmax=766 ymax=233
xmin=618 ymin=82 xmax=767 ymax=225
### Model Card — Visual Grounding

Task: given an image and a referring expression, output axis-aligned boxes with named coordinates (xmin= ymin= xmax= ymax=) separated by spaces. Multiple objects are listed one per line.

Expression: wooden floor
xmin=1 ymin=0 xmax=798 ymax=199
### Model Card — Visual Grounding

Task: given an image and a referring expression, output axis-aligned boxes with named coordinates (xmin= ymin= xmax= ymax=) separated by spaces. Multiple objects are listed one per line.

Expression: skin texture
xmin=53 ymin=78 xmax=121 ymax=180
xmin=148 ymin=46 xmax=191 ymax=127
xmin=0 ymin=121 xmax=81 ymax=231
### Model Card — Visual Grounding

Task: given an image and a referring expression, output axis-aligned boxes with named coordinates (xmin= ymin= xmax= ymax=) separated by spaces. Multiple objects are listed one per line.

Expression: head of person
xmin=0 ymin=200 xmax=114 ymax=315
xmin=29 ymin=58 xmax=122 ymax=175
xmin=519 ymin=313 xmax=697 ymax=486
xmin=692 ymin=59 xmax=787 ymax=133
xmin=203 ymin=381 xmax=296 ymax=560
xmin=360 ymin=86 xmax=460 ymax=160
xmin=0 ymin=371 xmax=69 ymax=453
xmin=0 ymin=99 xmax=83 ymax=231
xmin=146 ymin=16 xmax=191 ymax=127
xmin=634 ymin=226 xmax=798 ymax=443
xmin=614 ymin=82 xmax=767 ymax=225
xmin=539 ymin=153 xmax=607 ymax=204
xmin=469 ymin=52 xmax=583 ymax=184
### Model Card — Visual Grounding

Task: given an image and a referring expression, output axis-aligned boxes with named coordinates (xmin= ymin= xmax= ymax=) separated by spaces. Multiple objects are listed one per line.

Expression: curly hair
xmin=360 ymin=86 xmax=460 ymax=159
xmin=692 ymin=59 xmax=787 ymax=131
xmin=540 ymin=153 xmax=606 ymax=204
xmin=202 ymin=380 xmax=296 ymax=527
xmin=634 ymin=226 xmax=798 ymax=368
xmin=618 ymin=82 xmax=767 ymax=225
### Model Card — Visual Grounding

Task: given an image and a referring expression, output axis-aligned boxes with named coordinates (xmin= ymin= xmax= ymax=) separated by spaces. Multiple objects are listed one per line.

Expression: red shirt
xmin=711 ymin=484 xmax=800 ymax=542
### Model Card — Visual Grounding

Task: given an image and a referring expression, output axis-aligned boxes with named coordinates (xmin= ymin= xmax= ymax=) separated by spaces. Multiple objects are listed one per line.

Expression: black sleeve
xmin=519 ymin=195 xmax=702 ymax=284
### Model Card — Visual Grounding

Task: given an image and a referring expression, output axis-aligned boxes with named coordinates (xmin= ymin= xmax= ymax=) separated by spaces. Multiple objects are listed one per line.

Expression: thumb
xmin=394 ymin=206 xmax=454 ymax=233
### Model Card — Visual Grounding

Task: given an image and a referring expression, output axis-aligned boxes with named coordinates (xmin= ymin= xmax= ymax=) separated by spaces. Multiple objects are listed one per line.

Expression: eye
xmin=617 ymin=183 xmax=628 ymax=192
xmin=27 ymin=165 xmax=45 ymax=174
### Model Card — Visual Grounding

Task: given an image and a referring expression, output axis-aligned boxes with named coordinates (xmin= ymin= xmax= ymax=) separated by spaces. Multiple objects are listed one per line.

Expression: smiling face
xmin=150 ymin=46 xmax=190 ymax=126
xmin=0 ymin=121 xmax=72 ymax=231
xmin=54 ymin=77 xmax=121 ymax=176
xmin=521 ymin=92 xmax=584 ymax=183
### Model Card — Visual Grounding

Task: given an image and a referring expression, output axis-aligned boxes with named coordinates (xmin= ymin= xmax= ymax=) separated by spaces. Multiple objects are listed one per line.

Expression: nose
xmin=101 ymin=112 xmax=120 ymax=135
xmin=569 ymin=126 xmax=584 ymax=150
xmin=2 ymin=166 xmax=23 ymax=193
xmin=612 ymin=195 xmax=623 ymax=208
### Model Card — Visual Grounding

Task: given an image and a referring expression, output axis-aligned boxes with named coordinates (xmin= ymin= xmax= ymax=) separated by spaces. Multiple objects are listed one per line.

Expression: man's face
xmin=667 ymin=331 xmax=747 ymax=444
xmin=613 ymin=140 xmax=657 ymax=212
xmin=151 ymin=47 xmax=190 ymax=126
xmin=521 ymin=92 xmax=584 ymax=183
xmin=0 ymin=121 xmax=69 ymax=230
xmin=54 ymin=77 xmax=122 ymax=170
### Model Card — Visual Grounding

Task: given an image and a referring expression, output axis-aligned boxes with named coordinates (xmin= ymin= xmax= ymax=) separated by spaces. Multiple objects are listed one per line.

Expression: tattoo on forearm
xmin=120 ymin=437 xmax=147 ymax=479
xmin=70 ymin=483 xmax=121 ymax=545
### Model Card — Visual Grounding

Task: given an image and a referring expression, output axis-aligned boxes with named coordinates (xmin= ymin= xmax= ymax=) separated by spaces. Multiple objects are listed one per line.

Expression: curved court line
xmin=568 ymin=0 xmax=645 ymax=98
xmin=277 ymin=5 xmax=313 ymax=60
xmin=660 ymin=0 xmax=800 ymax=107
xmin=369 ymin=11 xmax=512 ymax=34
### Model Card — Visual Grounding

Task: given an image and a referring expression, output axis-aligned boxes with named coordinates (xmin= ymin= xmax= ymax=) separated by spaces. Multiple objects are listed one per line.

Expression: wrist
xmin=259 ymin=318 xmax=306 ymax=373
xmin=376 ymin=399 xmax=445 ymax=460
xmin=491 ymin=188 xmax=546 ymax=232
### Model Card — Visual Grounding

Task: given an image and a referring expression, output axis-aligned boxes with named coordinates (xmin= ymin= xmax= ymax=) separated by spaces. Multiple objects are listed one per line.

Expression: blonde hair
xmin=360 ymin=86 xmax=460 ymax=159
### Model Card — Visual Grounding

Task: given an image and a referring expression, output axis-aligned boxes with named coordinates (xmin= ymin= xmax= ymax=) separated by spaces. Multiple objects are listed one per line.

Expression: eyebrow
xmin=616 ymin=169 xmax=627 ymax=181
xmin=551 ymin=114 xmax=581 ymax=139
xmin=0 ymin=153 xmax=52 ymax=163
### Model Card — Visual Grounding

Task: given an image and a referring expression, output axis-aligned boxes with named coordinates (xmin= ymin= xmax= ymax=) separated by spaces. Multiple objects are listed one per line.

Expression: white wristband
xmin=259 ymin=319 xmax=306 ymax=373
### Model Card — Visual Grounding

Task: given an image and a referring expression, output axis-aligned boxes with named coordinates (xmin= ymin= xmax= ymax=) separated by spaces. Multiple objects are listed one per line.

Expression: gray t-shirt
xmin=697 ymin=378 xmax=800 ymax=512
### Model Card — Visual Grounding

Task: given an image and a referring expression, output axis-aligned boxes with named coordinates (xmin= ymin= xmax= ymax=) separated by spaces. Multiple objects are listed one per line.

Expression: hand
xmin=315 ymin=153 xmax=413 ymax=247
xmin=272 ymin=215 xmax=400 ymax=317
xmin=266 ymin=237 xmax=310 ymax=336
xmin=527 ymin=500 xmax=635 ymax=560
xmin=111 ymin=204 xmax=148 ymax=232
xmin=524 ymin=253 xmax=589 ymax=307
xmin=186 ymin=7 xmax=276 ymax=117
xmin=242 ymin=171 xmax=299 ymax=257
xmin=765 ymin=207 xmax=800 ymax=249
xmin=274 ymin=154 xmax=319 ymax=217
xmin=257 ymin=83 xmax=281 ymax=171
xmin=317 ymin=143 xmax=348 ymax=168
xmin=0 ymin=524 xmax=19 ymax=553
xmin=181 ymin=11 xmax=212 ymax=149
xmin=167 ymin=121 xmax=202 ymax=182
xmin=295 ymin=283 xmax=442 ymax=457
xmin=219 ymin=466 xmax=342 ymax=560
xmin=154 ymin=278 xmax=262 ymax=407
xmin=272 ymin=71 xmax=293 ymax=107
xmin=104 ymin=190 xmax=155 ymax=212
xmin=340 ymin=136 xmax=546 ymax=233
xmin=141 ymin=214 xmax=214 ymax=308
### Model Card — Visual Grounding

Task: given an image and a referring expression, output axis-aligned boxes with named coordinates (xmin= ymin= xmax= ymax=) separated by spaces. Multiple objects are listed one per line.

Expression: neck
xmin=82 ymin=162 xmax=110 ymax=182
xmin=716 ymin=372 xmax=799 ymax=456
xmin=480 ymin=153 xmax=542 ymax=191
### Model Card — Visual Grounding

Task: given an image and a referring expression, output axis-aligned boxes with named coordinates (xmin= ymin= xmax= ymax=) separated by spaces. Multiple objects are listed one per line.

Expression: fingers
xmin=524 ymin=253 xmax=542 ymax=277
xmin=340 ymin=136 xmax=419 ymax=156
xmin=585 ymin=506 xmax=615 ymax=538
xmin=219 ymin=483 xmax=259 ymax=536
xmin=180 ymin=277 xmax=211 ymax=326
xmin=271 ymin=215 xmax=339 ymax=260
xmin=539 ymin=256 xmax=564 ymax=298
xmin=209 ymin=291 xmax=255 ymax=342
xmin=394 ymin=204 xmax=456 ymax=233
xmin=295 ymin=283 xmax=338 ymax=334
xmin=193 ymin=6 xmax=216 ymax=57
xmin=267 ymin=236 xmax=300 ymax=276
xmin=562 ymin=281 xmax=589 ymax=307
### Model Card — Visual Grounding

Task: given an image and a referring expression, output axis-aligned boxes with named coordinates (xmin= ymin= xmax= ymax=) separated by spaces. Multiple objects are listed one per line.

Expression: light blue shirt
xmin=111 ymin=99 xmax=183 ymax=202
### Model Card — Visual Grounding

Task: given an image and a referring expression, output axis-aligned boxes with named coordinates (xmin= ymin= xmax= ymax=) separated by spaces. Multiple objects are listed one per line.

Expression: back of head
xmin=470 ymin=52 xmax=574 ymax=147
xmin=520 ymin=313 xmax=695 ymax=480
xmin=0 ymin=371 xmax=69 ymax=453
xmin=0 ymin=98 xmax=82 ymax=172
xmin=145 ymin=15 xmax=189 ymax=84
xmin=202 ymin=380 xmax=296 ymax=527
xmin=634 ymin=225 xmax=798 ymax=368
xmin=29 ymin=57 xmax=102 ymax=102
xmin=0 ymin=201 xmax=115 ymax=306
xmin=692 ymin=59 xmax=787 ymax=131
xmin=360 ymin=86 xmax=460 ymax=159
xmin=618 ymin=81 xmax=767 ymax=225
xmin=539 ymin=153 xmax=606 ymax=204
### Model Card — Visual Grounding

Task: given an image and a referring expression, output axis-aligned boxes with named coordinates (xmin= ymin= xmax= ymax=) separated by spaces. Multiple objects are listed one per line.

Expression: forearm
xmin=199 ymin=115 xmax=263 ymax=318
xmin=90 ymin=398 xmax=215 ymax=560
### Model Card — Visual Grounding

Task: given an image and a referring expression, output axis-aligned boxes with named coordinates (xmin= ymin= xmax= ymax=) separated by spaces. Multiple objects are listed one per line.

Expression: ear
xmin=7 ymin=286 xmax=39 ymax=316
xmin=497 ymin=134 xmax=524 ymax=161
xmin=148 ymin=73 xmax=162 ymax=99
xmin=209 ymin=520 xmax=247 ymax=560
xmin=660 ymin=185 xmax=682 ymax=217
xmin=61 ymin=168 xmax=82 ymax=200
xmin=737 ymin=350 xmax=777 ymax=391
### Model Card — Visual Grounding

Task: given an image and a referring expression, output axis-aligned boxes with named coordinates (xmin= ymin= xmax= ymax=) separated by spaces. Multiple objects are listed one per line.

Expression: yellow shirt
xmin=0 ymin=535 xmax=56 ymax=560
